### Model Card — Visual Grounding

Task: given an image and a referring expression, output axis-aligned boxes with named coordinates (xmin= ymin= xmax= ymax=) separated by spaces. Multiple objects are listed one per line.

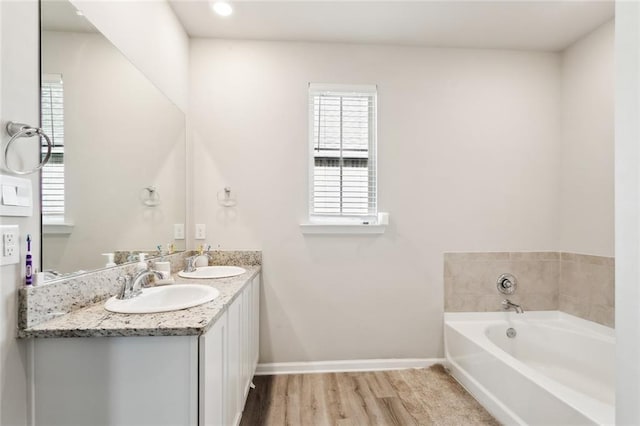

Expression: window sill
xmin=43 ymin=220 xmax=74 ymax=235
xmin=300 ymin=223 xmax=386 ymax=235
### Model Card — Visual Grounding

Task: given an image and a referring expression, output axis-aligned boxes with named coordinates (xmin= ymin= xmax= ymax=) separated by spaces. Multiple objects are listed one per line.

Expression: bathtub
xmin=444 ymin=311 xmax=615 ymax=425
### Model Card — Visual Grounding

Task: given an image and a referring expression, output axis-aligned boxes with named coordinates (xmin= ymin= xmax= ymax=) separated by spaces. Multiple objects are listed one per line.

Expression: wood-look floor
xmin=240 ymin=365 xmax=499 ymax=426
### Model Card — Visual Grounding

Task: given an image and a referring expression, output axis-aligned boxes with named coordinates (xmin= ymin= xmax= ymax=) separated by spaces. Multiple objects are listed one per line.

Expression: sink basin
xmin=178 ymin=265 xmax=246 ymax=279
xmin=104 ymin=284 xmax=220 ymax=314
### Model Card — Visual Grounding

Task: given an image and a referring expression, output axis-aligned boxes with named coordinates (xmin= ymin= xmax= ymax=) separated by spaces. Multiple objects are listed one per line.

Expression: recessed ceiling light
xmin=212 ymin=1 xmax=233 ymax=17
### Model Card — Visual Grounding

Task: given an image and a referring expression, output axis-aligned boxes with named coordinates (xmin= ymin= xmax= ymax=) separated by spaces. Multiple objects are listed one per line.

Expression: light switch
xmin=0 ymin=175 xmax=32 ymax=217
xmin=16 ymin=185 xmax=30 ymax=206
xmin=2 ymin=185 xmax=18 ymax=206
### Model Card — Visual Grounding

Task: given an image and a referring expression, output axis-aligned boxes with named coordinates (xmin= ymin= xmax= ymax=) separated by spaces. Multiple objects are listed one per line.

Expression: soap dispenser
xmin=136 ymin=253 xmax=148 ymax=272
xmin=102 ymin=253 xmax=116 ymax=268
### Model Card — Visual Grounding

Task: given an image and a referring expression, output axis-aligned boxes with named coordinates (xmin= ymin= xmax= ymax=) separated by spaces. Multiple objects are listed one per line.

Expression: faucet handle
xmin=184 ymin=255 xmax=198 ymax=272
xmin=116 ymin=275 xmax=133 ymax=300
xmin=116 ymin=275 xmax=132 ymax=285
xmin=497 ymin=273 xmax=517 ymax=295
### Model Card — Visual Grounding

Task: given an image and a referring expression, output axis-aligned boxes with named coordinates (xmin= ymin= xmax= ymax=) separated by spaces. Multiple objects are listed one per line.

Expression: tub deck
xmin=444 ymin=311 xmax=615 ymax=425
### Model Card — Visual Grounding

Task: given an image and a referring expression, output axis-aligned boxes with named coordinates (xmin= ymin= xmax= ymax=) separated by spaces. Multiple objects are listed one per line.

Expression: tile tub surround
xmin=444 ymin=252 xmax=614 ymax=327
xmin=18 ymin=266 xmax=260 ymax=338
xmin=559 ymin=253 xmax=615 ymax=327
xmin=18 ymin=250 xmax=261 ymax=330
xmin=444 ymin=252 xmax=560 ymax=312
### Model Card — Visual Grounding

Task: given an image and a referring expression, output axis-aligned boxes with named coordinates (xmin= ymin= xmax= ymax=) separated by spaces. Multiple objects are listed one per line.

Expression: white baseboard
xmin=255 ymin=358 xmax=445 ymax=376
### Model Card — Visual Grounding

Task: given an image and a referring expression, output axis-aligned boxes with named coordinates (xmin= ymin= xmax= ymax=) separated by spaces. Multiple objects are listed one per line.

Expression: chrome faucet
xmin=502 ymin=299 xmax=524 ymax=314
xmin=184 ymin=253 xmax=212 ymax=272
xmin=116 ymin=269 xmax=163 ymax=300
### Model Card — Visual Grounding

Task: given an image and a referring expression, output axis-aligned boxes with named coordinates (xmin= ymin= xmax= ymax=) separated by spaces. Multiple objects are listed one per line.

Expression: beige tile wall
xmin=444 ymin=252 xmax=614 ymax=327
xmin=559 ymin=253 xmax=615 ymax=327
xmin=444 ymin=252 xmax=560 ymax=313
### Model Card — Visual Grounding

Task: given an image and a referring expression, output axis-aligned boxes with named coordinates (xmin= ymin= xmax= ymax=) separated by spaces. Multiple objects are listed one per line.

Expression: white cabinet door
xmin=226 ymin=295 xmax=242 ymax=426
xmin=251 ymin=276 xmax=260 ymax=370
xmin=227 ymin=277 xmax=260 ymax=424
xmin=200 ymin=310 xmax=227 ymax=426
xmin=32 ymin=337 xmax=198 ymax=426
xmin=241 ymin=283 xmax=252 ymax=399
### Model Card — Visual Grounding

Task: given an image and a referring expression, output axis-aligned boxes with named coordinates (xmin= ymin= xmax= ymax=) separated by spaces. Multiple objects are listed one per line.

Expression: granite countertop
xmin=18 ymin=266 xmax=261 ymax=339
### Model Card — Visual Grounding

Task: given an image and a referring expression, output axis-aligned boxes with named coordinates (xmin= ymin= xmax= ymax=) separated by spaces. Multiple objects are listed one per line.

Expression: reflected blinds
xmin=309 ymin=84 xmax=377 ymax=218
xmin=41 ymin=74 xmax=65 ymax=217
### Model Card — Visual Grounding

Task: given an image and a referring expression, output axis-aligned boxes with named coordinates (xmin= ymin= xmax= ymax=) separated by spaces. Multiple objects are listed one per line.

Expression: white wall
xmin=190 ymin=39 xmax=561 ymax=362
xmin=41 ymin=31 xmax=185 ymax=273
xmin=559 ymin=20 xmax=614 ymax=257
xmin=69 ymin=0 xmax=189 ymax=113
xmin=615 ymin=3 xmax=640 ymax=424
xmin=0 ymin=1 xmax=40 ymax=424
xmin=0 ymin=2 xmax=188 ymax=422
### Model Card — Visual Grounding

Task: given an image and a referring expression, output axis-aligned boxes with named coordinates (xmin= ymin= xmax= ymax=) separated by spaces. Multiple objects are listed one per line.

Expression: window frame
xmin=41 ymin=73 xmax=72 ymax=232
xmin=307 ymin=83 xmax=378 ymax=225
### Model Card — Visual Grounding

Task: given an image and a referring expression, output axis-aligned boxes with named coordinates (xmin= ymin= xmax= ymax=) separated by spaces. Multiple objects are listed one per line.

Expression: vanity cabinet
xmin=30 ymin=275 xmax=260 ymax=426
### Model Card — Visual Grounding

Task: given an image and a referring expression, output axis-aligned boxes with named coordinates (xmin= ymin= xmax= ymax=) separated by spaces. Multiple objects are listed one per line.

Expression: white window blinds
xmin=309 ymin=84 xmax=377 ymax=219
xmin=41 ymin=74 xmax=65 ymax=218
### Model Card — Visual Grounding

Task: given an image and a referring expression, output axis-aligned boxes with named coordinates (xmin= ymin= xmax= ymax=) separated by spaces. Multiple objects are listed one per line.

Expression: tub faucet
xmin=502 ymin=299 xmax=524 ymax=314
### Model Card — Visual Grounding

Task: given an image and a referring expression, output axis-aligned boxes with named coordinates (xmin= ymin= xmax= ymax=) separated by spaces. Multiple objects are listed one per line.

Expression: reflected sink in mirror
xmin=178 ymin=266 xmax=247 ymax=279
xmin=104 ymin=284 xmax=219 ymax=314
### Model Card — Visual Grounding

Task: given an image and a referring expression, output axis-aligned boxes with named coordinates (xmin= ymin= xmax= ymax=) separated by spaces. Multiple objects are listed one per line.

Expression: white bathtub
xmin=444 ymin=311 xmax=615 ymax=425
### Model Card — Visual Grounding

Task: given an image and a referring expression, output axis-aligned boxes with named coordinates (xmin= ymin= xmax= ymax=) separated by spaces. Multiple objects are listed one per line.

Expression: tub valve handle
xmin=497 ymin=273 xmax=517 ymax=295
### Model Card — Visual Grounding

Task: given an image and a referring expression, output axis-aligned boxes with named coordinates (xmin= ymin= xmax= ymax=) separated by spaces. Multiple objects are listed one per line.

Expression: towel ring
xmin=140 ymin=186 xmax=161 ymax=207
xmin=4 ymin=121 xmax=53 ymax=175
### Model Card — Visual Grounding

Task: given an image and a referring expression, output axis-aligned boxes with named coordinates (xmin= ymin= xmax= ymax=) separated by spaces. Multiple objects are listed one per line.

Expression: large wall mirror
xmin=40 ymin=0 xmax=186 ymax=276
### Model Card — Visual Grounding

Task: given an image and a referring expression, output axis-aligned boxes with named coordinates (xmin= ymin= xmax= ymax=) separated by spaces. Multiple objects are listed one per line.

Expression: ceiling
xmin=41 ymin=0 xmax=98 ymax=33
xmin=169 ymin=0 xmax=614 ymax=51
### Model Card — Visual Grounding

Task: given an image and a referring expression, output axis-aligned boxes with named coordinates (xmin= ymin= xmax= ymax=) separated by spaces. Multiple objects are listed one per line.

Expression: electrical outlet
xmin=195 ymin=224 xmax=206 ymax=240
xmin=0 ymin=225 xmax=20 ymax=266
xmin=4 ymin=231 xmax=15 ymax=246
xmin=4 ymin=245 xmax=15 ymax=257
xmin=174 ymin=224 xmax=185 ymax=240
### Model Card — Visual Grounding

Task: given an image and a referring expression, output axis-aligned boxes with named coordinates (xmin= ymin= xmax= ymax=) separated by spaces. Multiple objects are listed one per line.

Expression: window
xmin=309 ymin=83 xmax=377 ymax=222
xmin=41 ymin=74 xmax=65 ymax=220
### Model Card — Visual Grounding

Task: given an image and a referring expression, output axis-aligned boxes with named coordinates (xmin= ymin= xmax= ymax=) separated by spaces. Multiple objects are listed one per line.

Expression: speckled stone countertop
xmin=18 ymin=266 xmax=260 ymax=339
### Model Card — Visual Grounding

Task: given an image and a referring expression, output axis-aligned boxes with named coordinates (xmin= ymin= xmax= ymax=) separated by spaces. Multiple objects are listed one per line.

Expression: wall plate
xmin=195 ymin=224 xmax=206 ymax=240
xmin=0 ymin=175 xmax=33 ymax=217
xmin=0 ymin=225 xmax=20 ymax=266
xmin=174 ymin=224 xmax=185 ymax=240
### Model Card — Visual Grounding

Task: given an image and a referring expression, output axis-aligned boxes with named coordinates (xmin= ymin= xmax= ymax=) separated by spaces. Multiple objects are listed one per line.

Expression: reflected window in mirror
xmin=41 ymin=73 xmax=65 ymax=223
